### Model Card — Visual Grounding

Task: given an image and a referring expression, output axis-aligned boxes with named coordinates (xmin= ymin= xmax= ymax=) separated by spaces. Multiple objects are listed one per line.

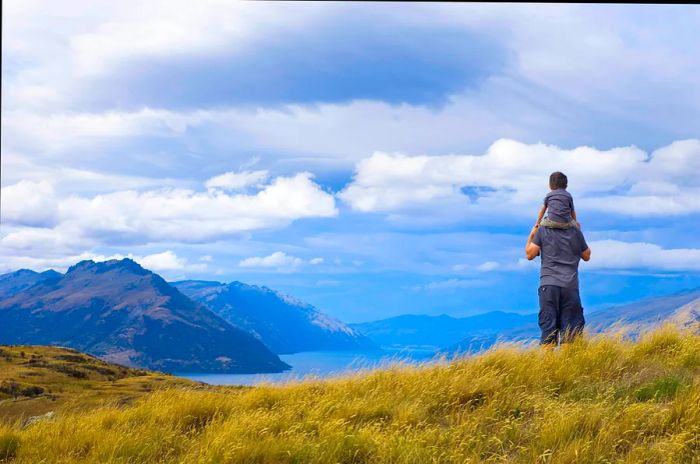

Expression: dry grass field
xmin=0 ymin=345 xmax=206 ymax=423
xmin=2 ymin=325 xmax=700 ymax=463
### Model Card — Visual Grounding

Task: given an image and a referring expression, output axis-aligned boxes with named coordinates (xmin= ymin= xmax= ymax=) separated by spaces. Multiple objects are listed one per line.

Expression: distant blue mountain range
xmin=173 ymin=280 xmax=376 ymax=354
xmin=349 ymin=311 xmax=534 ymax=350
xmin=0 ymin=269 xmax=62 ymax=297
xmin=352 ymin=288 xmax=700 ymax=355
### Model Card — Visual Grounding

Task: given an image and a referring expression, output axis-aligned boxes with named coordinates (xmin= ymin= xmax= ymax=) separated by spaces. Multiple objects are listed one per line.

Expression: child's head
xmin=549 ymin=171 xmax=568 ymax=190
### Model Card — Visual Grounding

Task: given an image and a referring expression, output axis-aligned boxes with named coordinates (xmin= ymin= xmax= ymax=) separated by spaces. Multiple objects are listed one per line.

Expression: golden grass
xmin=0 ymin=345 xmax=203 ymax=423
xmin=3 ymin=325 xmax=700 ymax=463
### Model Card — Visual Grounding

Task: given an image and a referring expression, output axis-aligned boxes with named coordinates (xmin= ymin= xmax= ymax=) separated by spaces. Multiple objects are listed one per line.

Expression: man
xmin=525 ymin=216 xmax=591 ymax=345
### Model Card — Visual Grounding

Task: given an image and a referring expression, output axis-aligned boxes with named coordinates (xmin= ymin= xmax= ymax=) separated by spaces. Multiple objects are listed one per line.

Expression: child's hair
xmin=549 ymin=171 xmax=568 ymax=190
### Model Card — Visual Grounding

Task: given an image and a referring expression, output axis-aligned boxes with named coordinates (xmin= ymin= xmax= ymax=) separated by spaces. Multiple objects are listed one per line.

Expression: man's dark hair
xmin=549 ymin=171 xmax=568 ymax=190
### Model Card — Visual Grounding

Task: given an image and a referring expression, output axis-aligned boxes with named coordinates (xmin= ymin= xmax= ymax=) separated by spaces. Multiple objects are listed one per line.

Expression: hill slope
xmin=0 ymin=345 xmax=201 ymax=423
xmin=0 ymin=260 xmax=289 ymax=373
xmin=586 ymin=287 xmax=700 ymax=329
xmin=672 ymin=297 xmax=700 ymax=327
xmin=1 ymin=325 xmax=699 ymax=463
xmin=174 ymin=280 xmax=376 ymax=354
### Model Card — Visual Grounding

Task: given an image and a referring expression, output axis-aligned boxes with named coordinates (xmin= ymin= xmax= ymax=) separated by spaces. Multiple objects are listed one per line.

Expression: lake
xmin=178 ymin=348 xmax=440 ymax=386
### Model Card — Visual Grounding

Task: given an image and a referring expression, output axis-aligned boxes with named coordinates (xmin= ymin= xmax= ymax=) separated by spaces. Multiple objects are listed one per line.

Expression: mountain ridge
xmin=174 ymin=279 xmax=377 ymax=354
xmin=350 ymin=310 xmax=534 ymax=350
xmin=0 ymin=269 xmax=62 ymax=298
xmin=0 ymin=259 xmax=289 ymax=374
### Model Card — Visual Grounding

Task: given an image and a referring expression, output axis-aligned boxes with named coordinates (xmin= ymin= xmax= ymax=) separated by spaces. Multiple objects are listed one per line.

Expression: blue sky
xmin=2 ymin=2 xmax=699 ymax=322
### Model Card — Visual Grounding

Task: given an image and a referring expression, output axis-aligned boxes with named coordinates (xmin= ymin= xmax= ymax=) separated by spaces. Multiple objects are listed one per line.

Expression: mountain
xmin=671 ymin=297 xmax=700 ymax=327
xmin=0 ymin=269 xmax=62 ymax=298
xmin=446 ymin=287 xmax=700 ymax=354
xmin=350 ymin=311 xmax=534 ymax=350
xmin=586 ymin=287 xmax=700 ymax=329
xmin=173 ymin=280 xmax=377 ymax=354
xmin=0 ymin=259 xmax=289 ymax=374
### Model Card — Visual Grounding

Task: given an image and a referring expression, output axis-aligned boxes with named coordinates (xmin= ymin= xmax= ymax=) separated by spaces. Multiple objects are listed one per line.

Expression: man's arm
xmin=525 ymin=226 xmax=541 ymax=260
xmin=581 ymin=247 xmax=591 ymax=262
xmin=578 ymin=228 xmax=591 ymax=261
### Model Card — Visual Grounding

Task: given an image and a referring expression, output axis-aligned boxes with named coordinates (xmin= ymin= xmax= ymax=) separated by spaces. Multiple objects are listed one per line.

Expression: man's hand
xmin=525 ymin=226 xmax=541 ymax=260
xmin=581 ymin=247 xmax=591 ymax=262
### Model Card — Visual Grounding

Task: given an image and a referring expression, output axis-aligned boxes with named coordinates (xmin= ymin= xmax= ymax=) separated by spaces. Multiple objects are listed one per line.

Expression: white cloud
xmin=411 ymin=278 xmax=486 ymax=292
xmin=477 ymin=261 xmax=499 ymax=272
xmin=0 ymin=226 xmax=91 ymax=256
xmin=584 ymin=240 xmax=700 ymax=272
xmin=578 ymin=194 xmax=700 ymax=217
xmin=432 ymin=5 xmax=700 ymax=130
xmin=4 ymin=4 xmax=698 ymax=170
xmin=205 ymin=170 xmax=269 ymax=191
xmin=0 ymin=249 xmax=197 ymax=274
xmin=0 ymin=252 xmax=111 ymax=274
xmin=339 ymin=138 xmax=700 ymax=219
xmin=3 ymin=2 xmax=699 ymax=284
xmin=0 ymin=180 xmax=58 ymax=227
xmin=2 ymin=1 xmax=327 ymax=112
xmin=2 ymin=172 xmax=337 ymax=244
xmin=1 ymin=152 xmax=183 ymax=194
xmin=514 ymin=258 xmax=539 ymax=271
xmin=67 ymin=1 xmax=324 ymax=77
xmin=641 ymin=139 xmax=700 ymax=181
xmin=0 ymin=89 xmax=580 ymax=170
xmin=2 ymin=108 xmax=214 ymax=155
xmin=510 ymin=239 xmax=700 ymax=273
xmin=237 ymin=252 xmax=327 ymax=271
xmin=136 ymin=250 xmax=186 ymax=271
xmin=239 ymin=251 xmax=303 ymax=271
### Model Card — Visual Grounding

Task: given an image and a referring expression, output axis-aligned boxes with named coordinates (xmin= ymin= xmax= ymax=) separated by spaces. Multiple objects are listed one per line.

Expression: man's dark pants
xmin=538 ymin=285 xmax=585 ymax=345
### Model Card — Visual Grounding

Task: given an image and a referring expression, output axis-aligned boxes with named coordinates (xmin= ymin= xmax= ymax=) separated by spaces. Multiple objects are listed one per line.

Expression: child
xmin=535 ymin=171 xmax=580 ymax=229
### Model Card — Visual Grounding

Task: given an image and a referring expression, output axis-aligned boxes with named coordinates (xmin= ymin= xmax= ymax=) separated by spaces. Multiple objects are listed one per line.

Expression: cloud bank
xmin=1 ymin=172 xmax=337 ymax=247
xmin=2 ymin=2 xmax=699 ymax=314
xmin=339 ymin=138 xmax=700 ymax=219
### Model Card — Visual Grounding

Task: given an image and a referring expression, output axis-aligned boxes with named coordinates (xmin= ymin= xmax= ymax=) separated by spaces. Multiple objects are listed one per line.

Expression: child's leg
xmin=536 ymin=205 xmax=547 ymax=227
xmin=542 ymin=218 xmax=572 ymax=229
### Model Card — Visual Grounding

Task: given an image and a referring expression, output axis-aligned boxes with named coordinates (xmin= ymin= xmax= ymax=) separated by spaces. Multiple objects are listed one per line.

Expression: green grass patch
xmin=633 ymin=375 xmax=685 ymax=402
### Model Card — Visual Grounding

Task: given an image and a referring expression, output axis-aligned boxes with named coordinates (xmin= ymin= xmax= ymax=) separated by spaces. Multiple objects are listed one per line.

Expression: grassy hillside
xmin=2 ymin=325 xmax=700 ymax=463
xmin=0 ymin=345 xmax=204 ymax=424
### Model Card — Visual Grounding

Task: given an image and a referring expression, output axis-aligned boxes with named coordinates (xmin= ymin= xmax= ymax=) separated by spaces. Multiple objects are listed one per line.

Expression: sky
xmin=1 ymin=2 xmax=699 ymax=323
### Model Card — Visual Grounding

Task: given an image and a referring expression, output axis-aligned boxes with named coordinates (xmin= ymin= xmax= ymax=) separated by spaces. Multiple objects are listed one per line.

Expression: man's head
xmin=549 ymin=171 xmax=568 ymax=190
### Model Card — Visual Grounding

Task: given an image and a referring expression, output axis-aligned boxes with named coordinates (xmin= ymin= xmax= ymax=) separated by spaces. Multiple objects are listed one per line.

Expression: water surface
xmin=178 ymin=348 xmax=439 ymax=386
